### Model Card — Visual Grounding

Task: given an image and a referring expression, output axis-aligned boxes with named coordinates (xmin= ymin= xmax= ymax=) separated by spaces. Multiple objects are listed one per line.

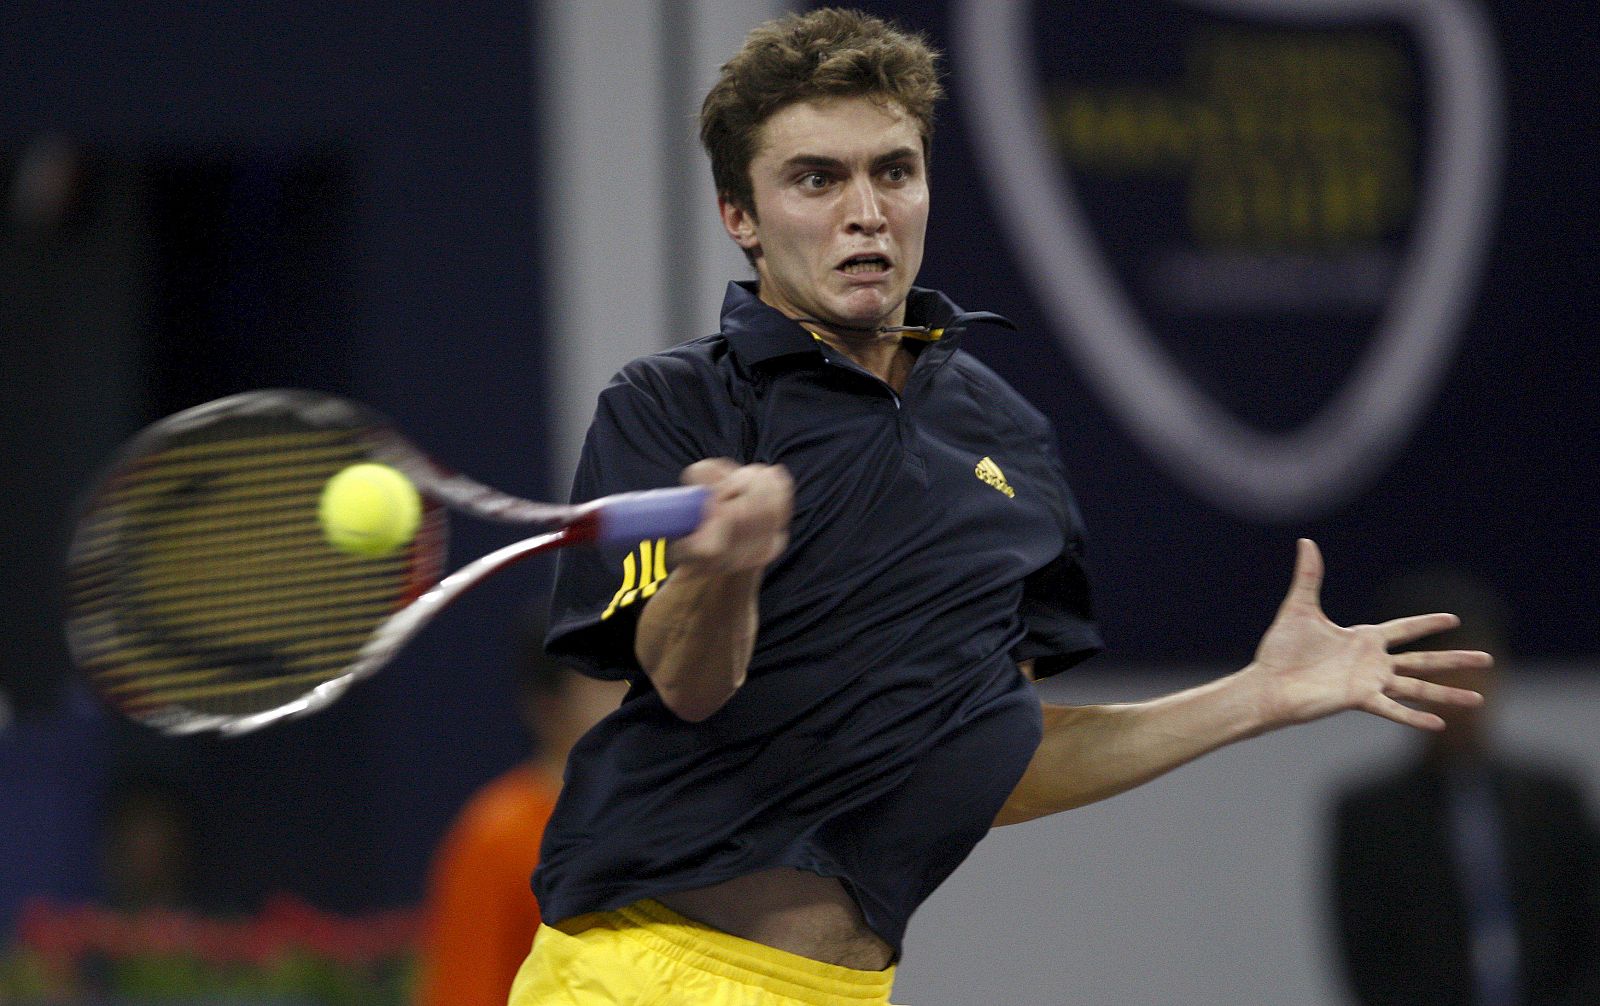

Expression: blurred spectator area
xmin=1 ymin=143 xmax=358 ymax=936
xmin=1 ymin=140 xmax=357 ymax=719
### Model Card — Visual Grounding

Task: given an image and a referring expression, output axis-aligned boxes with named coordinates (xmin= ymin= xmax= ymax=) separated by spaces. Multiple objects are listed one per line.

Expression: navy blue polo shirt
xmin=535 ymin=281 xmax=1101 ymax=952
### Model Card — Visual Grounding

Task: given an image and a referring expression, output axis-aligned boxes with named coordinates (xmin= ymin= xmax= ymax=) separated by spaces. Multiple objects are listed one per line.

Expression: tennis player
xmin=511 ymin=10 xmax=1491 ymax=1005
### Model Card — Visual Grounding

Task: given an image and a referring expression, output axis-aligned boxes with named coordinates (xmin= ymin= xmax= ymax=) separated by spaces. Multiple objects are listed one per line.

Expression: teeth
xmin=842 ymin=259 xmax=887 ymax=274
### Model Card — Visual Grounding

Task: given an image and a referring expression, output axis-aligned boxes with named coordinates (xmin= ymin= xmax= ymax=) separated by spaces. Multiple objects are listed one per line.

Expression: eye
xmin=800 ymin=171 xmax=830 ymax=190
xmin=884 ymin=165 xmax=910 ymax=183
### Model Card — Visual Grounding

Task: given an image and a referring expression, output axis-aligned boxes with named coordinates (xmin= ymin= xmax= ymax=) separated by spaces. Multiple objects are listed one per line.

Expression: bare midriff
xmin=657 ymin=867 xmax=894 ymax=971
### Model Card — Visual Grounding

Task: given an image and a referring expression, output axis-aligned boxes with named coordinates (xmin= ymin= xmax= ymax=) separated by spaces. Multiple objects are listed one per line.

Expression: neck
xmin=808 ymin=324 xmax=913 ymax=389
xmin=752 ymin=280 xmax=923 ymax=388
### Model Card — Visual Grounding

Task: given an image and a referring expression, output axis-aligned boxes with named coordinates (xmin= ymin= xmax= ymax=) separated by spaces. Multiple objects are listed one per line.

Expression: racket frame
xmin=65 ymin=389 xmax=707 ymax=737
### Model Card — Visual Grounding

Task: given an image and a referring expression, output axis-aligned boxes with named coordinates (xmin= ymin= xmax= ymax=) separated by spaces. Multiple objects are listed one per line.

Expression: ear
xmin=719 ymin=195 xmax=760 ymax=251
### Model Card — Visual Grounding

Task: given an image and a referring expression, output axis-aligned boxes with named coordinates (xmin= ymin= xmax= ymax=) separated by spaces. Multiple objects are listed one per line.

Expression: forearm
xmin=994 ymin=538 xmax=1491 ymax=825
xmin=635 ymin=564 xmax=762 ymax=722
xmin=995 ymin=667 xmax=1272 ymax=825
xmin=630 ymin=458 xmax=791 ymax=722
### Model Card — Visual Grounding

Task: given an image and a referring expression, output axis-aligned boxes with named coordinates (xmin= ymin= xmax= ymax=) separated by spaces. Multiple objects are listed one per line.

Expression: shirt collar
xmin=719 ymin=280 xmax=1016 ymax=368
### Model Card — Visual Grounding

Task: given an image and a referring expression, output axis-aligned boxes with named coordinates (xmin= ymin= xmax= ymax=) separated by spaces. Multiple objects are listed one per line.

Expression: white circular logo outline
xmin=953 ymin=0 xmax=1502 ymax=521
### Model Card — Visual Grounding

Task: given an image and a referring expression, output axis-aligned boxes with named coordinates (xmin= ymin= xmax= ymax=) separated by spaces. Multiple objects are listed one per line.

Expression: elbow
xmin=992 ymin=795 xmax=1050 ymax=828
xmin=656 ymin=676 xmax=744 ymax=723
xmin=662 ymin=695 xmax=726 ymax=723
xmin=992 ymin=774 xmax=1041 ymax=827
xmin=991 ymin=805 xmax=1029 ymax=828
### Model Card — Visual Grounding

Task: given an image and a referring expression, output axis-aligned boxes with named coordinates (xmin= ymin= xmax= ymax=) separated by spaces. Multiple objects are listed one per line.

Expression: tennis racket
xmin=64 ymin=389 xmax=707 ymax=737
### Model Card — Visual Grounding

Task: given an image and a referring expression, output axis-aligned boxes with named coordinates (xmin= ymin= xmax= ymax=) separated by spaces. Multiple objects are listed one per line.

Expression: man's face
xmin=723 ymin=96 xmax=929 ymax=332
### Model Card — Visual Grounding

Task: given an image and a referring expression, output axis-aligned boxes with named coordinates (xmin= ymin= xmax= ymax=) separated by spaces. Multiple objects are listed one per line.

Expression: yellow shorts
xmin=508 ymin=898 xmax=896 ymax=1005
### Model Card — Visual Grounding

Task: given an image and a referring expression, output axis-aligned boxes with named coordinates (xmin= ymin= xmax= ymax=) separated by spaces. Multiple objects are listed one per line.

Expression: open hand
xmin=1250 ymin=539 xmax=1491 ymax=730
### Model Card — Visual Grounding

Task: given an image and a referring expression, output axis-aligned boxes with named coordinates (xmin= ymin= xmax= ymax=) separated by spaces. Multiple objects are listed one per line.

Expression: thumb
xmin=1281 ymin=538 xmax=1325 ymax=613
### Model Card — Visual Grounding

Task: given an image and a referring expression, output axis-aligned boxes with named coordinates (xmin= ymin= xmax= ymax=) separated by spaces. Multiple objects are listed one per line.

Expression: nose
xmin=843 ymin=176 xmax=887 ymax=234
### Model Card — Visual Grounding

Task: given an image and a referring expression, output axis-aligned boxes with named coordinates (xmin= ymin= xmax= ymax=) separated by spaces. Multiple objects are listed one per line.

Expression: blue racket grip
xmin=594 ymin=485 xmax=711 ymax=544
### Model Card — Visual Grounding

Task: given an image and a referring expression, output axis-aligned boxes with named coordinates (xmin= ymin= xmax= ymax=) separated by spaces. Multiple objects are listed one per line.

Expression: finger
xmin=681 ymin=458 xmax=739 ymax=487
xmin=736 ymin=463 xmax=794 ymax=506
xmin=1392 ymin=648 xmax=1494 ymax=674
xmin=676 ymin=465 xmax=792 ymax=569
xmin=1366 ymin=693 xmax=1447 ymax=731
xmin=671 ymin=515 xmax=731 ymax=561
xmin=1279 ymin=538 xmax=1324 ymax=611
xmin=1379 ymin=611 xmax=1461 ymax=647
xmin=710 ymin=462 xmax=787 ymax=496
xmin=711 ymin=469 xmax=793 ymax=526
xmin=1384 ymin=673 xmax=1484 ymax=709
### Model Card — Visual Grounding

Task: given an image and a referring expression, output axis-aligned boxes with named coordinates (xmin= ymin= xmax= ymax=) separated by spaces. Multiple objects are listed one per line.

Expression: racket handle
xmin=594 ymin=485 xmax=710 ymax=543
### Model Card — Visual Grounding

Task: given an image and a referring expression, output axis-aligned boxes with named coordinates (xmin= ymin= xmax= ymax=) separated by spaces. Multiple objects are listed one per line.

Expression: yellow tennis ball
xmin=318 ymin=463 xmax=423 ymax=558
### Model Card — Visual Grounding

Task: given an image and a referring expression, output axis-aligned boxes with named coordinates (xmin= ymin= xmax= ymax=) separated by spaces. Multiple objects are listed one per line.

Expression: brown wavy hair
xmin=699 ymin=8 xmax=944 ymax=214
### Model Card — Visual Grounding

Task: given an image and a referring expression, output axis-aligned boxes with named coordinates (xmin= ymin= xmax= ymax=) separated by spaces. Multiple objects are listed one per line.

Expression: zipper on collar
xmin=817 ymin=349 xmax=902 ymax=409
xmin=806 ymin=310 xmax=1009 ymax=407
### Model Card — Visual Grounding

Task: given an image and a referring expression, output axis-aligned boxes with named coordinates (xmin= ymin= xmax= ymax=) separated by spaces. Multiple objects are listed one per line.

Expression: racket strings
xmin=112 ymin=489 xmax=343 ymax=533
xmin=86 ymin=627 xmax=381 ymax=682
xmin=67 ymin=421 xmax=424 ymax=724
xmin=74 ymin=552 xmax=408 ymax=600
xmin=115 ymin=668 xmax=362 ymax=711
xmin=74 ymin=574 xmax=403 ymax=620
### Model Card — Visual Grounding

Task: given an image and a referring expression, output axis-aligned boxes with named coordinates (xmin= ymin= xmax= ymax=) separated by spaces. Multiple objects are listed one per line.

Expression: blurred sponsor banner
xmin=956 ymin=0 xmax=1499 ymax=522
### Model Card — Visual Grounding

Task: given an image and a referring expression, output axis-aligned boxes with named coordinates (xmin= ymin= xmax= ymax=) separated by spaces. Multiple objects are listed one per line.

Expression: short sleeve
xmin=1010 ymin=421 xmax=1102 ymax=678
xmin=546 ymin=352 xmax=739 ymax=679
xmin=1011 ymin=537 xmax=1102 ymax=678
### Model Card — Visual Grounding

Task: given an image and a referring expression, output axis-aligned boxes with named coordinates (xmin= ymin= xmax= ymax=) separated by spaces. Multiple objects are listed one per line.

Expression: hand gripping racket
xmin=64 ymin=389 xmax=707 ymax=737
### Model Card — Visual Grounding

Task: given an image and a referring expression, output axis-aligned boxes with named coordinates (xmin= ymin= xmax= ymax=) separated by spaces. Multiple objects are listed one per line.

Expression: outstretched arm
xmin=635 ymin=458 xmax=793 ymax=722
xmin=995 ymin=539 xmax=1491 ymax=826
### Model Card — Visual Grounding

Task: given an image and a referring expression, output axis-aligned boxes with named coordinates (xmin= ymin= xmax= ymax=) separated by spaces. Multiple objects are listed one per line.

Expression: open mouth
xmin=838 ymin=254 xmax=890 ymax=275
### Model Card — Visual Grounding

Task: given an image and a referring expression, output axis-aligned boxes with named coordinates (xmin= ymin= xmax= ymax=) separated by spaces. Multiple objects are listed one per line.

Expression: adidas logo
xmin=974 ymin=456 xmax=1015 ymax=498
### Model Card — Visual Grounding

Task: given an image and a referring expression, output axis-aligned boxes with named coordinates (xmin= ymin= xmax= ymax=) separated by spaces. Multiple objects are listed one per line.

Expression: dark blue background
xmin=1 ymin=1 xmax=1594 ymax=923
xmin=1 ymin=1 xmax=551 ymax=921
xmin=843 ymin=0 xmax=1599 ymax=665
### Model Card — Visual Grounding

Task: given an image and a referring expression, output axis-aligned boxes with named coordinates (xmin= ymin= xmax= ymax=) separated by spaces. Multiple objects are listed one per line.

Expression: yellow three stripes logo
xmin=601 ymin=538 xmax=669 ymax=621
